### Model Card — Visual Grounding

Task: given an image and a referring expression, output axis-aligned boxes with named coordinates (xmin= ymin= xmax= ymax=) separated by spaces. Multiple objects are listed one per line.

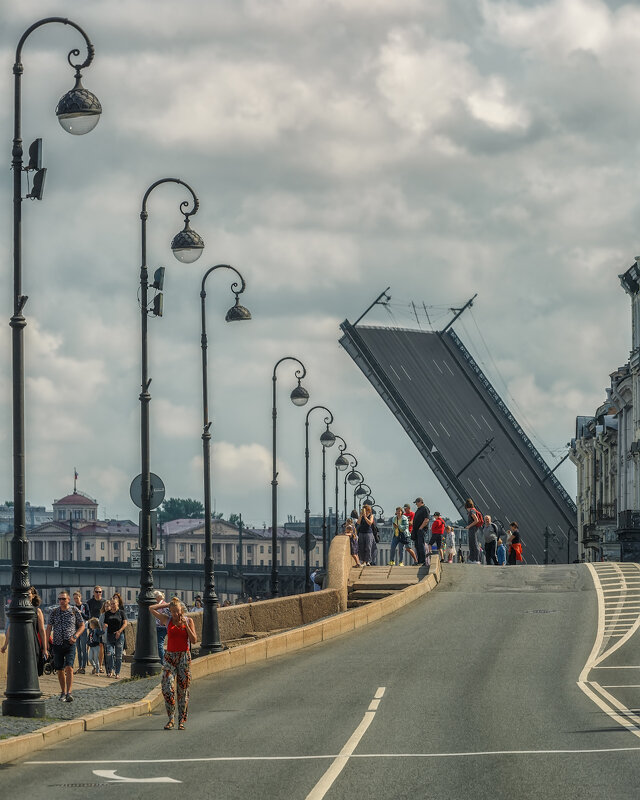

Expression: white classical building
xmin=570 ymin=260 xmax=640 ymax=561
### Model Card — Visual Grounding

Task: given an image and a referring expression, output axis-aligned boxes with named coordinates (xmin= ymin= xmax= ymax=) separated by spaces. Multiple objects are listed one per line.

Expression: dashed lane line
xmin=305 ymin=687 xmax=386 ymax=800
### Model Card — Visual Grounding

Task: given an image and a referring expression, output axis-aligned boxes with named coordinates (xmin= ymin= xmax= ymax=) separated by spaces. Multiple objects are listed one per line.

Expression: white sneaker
xmin=398 ymin=562 xmax=404 ymax=566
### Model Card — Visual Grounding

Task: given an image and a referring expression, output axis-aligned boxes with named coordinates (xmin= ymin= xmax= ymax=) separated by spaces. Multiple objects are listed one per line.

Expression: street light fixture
xmin=333 ymin=436 xmax=348 ymax=536
xmin=199 ymin=265 xmax=250 ymax=655
xmin=304 ymin=407 xmax=335 ymax=591
xmin=271 ymin=358 xmax=309 ymax=596
xmin=347 ymin=469 xmax=362 ymax=486
xmin=133 ymin=178 xmax=203 ymax=679
xmin=4 ymin=16 xmax=100 ymax=720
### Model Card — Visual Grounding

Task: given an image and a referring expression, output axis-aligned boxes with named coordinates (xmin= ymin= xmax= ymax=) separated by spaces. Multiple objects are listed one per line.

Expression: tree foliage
xmin=158 ymin=497 xmax=205 ymax=523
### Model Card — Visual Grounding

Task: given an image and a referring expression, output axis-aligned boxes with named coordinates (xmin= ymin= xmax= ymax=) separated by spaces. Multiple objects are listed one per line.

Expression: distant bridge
xmin=0 ymin=560 xmax=306 ymax=597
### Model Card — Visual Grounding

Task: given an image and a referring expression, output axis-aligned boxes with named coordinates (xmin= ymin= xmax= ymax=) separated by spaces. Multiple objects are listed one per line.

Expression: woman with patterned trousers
xmin=150 ymin=596 xmax=197 ymax=730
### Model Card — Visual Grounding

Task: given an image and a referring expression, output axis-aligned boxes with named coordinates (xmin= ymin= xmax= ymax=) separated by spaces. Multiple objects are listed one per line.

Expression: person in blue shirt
xmin=496 ymin=537 xmax=506 ymax=566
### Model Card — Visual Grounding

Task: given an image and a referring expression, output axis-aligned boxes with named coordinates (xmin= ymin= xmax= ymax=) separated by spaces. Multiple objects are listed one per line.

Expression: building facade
xmin=570 ymin=261 xmax=640 ymax=561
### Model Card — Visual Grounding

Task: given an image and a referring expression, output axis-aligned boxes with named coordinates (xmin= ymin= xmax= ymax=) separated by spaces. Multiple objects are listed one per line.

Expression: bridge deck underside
xmin=340 ymin=324 xmax=576 ymax=565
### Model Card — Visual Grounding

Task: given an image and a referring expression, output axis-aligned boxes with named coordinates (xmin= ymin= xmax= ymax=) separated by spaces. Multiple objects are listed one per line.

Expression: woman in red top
xmin=150 ymin=596 xmax=197 ymax=730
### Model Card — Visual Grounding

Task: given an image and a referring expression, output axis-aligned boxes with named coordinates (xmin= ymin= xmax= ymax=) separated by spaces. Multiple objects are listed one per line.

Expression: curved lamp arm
xmin=15 ymin=17 xmax=95 ymax=70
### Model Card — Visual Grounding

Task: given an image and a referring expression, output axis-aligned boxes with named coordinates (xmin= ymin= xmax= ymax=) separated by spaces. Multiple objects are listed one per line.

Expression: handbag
xmin=371 ymin=522 xmax=380 ymax=544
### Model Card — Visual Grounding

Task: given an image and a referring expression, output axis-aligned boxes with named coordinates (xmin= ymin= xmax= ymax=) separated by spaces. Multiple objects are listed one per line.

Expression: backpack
xmin=472 ymin=507 xmax=484 ymax=528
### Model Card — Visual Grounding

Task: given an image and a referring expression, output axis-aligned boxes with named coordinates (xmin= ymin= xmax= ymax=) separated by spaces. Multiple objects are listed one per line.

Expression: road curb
xmin=0 ymin=558 xmax=440 ymax=763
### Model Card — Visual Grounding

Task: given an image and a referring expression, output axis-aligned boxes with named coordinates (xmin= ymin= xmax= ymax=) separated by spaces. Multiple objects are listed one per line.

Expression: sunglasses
xmin=58 ymin=596 xmax=68 ymax=601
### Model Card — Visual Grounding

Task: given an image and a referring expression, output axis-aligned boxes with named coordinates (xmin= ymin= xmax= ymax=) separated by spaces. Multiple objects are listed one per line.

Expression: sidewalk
xmin=0 ymin=662 xmax=160 ymax=740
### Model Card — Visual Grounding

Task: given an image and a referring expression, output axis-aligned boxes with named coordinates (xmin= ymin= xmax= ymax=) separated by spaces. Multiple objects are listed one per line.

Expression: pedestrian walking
xmin=345 ymin=519 xmax=361 ymax=567
xmin=86 ymin=586 xmax=105 ymax=672
xmin=429 ymin=512 xmax=446 ymax=561
xmin=445 ymin=526 xmax=456 ymax=563
xmin=103 ymin=597 xmax=127 ymax=679
xmin=483 ymin=515 xmax=499 ymax=566
xmin=464 ymin=499 xmax=483 ymax=563
xmin=72 ymin=591 xmax=89 ymax=674
xmin=390 ymin=507 xmax=417 ymax=565
xmin=150 ymin=596 xmax=197 ymax=730
xmin=412 ymin=498 xmax=430 ymax=564
xmin=46 ymin=590 xmax=85 ymax=702
xmin=154 ymin=590 xmax=169 ymax=662
xmin=87 ymin=618 xmax=102 ymax=673
xmin=357 ymin=504 xmax=375 ymax=566
xmin=1 ymin=586 xmax=48 ymax=675
xmin=496 ymin=538 xmax=506 ymax=566
xmin=507 ymin=522 xmax=523 ymax=565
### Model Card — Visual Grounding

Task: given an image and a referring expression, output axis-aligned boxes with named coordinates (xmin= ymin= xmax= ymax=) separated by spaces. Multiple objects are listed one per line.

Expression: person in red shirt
xmin=403 ymin=504 xmax=415 ymax=534
xmin=429 ymin=512 xmax=446 ymax=561
xmin=150 ymin=596 xmax=197 ymax=730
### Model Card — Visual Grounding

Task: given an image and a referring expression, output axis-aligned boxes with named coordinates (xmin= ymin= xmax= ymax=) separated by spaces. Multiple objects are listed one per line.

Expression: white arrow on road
xmin=93 ymin=770 xmax=181 ymax=783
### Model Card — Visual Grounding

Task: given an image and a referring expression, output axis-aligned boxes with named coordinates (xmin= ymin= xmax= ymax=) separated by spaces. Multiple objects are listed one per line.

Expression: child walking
xmin=87 ymin=618 xmax=102 ymax=674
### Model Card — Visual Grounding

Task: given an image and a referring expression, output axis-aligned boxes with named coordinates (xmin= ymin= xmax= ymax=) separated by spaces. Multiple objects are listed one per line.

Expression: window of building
xmin=89 ymin=510 xmax=95 ymax=520
xmin=100 ymin=556 xmax=104 ymax=562
xmin=58 ymin=511 xmax=66 ymax=521
xmin=268 ymin=546 xmax=271 ymax=554
xmin=100 ymin=541 xmax=105 ymax=550
xmin=179 ymin=544 xmax=185 ymax=552
xmin=74 ymin=510 xmax=82 ymax=520
xmin=114 ymin=557 xmax=119 ymax=563
xmin=180 ymin=558 xmax=184 ymax=564
xmin=260 ymin=546 xmax=264 ymax=554
xmin=127 ymin=591 xmax=132 ymax=600
xmin=247 ymin=559 xmax=252 ymax=566
xmin=190 ymin=558 xmax=195 ymax=564
xmin=268 ymin=559 xmax=271 ymax=566
xmin=85 ymin=556 xmax=90 ymax=561
xmin=247 ymin=545 xmax=253 ymax=553
xmin=127 ymin=542 xmax=131 ymax=550
xmin=190 ymin=544 xmax=195 ymax=552
xmin=260 ymin=559 xmax=264 ymax=566
xmin=85 ymin=542 xmax=90 ymax=550
xmin=113 ymin=542 xmax=119 ymax=550
xmin=315 ymin=561 xmax=319 ymax=566
xmin=291 ymin=546 xmax=295 ymax=554
xmin=315 ymin=547 xmax=319 ymax=554
xmin=291 ymin=560 xmax=295 ymax=566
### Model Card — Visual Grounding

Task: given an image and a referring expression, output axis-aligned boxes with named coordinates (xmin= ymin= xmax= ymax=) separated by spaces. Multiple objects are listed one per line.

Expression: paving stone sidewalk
xmin=0 ymin=664 xmax=161 ymax=739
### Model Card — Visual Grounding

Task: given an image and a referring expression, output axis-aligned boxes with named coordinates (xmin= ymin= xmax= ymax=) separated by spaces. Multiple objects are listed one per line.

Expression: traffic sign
xmin=130 ymin=473 xmax=166 ymax=510
xmin=298 ymin=533 xmax=317 ymax=552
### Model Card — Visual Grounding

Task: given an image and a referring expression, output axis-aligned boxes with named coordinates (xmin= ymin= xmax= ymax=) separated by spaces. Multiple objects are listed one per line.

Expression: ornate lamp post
xmin=345 ymin=464 xmax=362 ymax=520
xmin=133 ymin=178 xmax=204 ymax=678
xmin=199 ymin=265 xmax=250 ymax=655
xmin=354 ymin=481 xmax=371 ymax=513
xmin=304 ymin=406 xmax=335 ymax=591
xmin=4 ymin=17 xmax=101 ymax=719
xmin=271 ymin=358 xmax=309 ymax=596
xmin=333 ymin=437 xmax=349 ymax=536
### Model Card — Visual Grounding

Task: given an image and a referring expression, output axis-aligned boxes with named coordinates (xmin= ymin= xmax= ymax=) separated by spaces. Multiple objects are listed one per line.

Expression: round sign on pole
xmin=130 ymin=473 xmax=166 ymax=510
xmin=298 ymin=533 xmax=317 ymax=553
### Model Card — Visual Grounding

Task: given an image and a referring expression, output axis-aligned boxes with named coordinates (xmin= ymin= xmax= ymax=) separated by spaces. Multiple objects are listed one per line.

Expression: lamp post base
xmin=2 ymin=696 xmax=46 ymax=718
xmin=199 ymin=643 xmax=226 ymax=656
xmin=131 ymin=659 xmax=162 ymax=679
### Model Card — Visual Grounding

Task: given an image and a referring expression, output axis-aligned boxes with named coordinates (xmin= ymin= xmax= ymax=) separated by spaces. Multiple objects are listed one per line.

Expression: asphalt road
xmin=2 ymin=563 xmax=640 ymax=799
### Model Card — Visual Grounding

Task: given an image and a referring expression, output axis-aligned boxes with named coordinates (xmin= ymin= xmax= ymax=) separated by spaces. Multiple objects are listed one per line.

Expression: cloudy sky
xmin=0 ymin=0 xmax=637 ymax=528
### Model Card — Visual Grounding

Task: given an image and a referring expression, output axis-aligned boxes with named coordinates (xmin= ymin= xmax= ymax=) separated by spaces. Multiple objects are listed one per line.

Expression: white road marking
xmin=93 ymin=770 xmax=180 ymax=783
xmin=509 ymin=469 xmax=521 ymax=486
xmin=305 ymin=687 xmax=385 ymax=800
xmin=443 ymin=360 xmax=455 ymax=376
xmin=432 ymin=359 xmax=443 ymax=374
xmin=368 ymin=699 xmax=380 ymax=711
xmin=578 ymin=564 xmax=640 ymax=740
xmin=469 ymin=413 xmax=482 ymax=429
xmin=428 ymin=421 xmax=439 ymax=438
xmin=439 ymin=422 xmax=450 ymax=437
xmin=602 ymin=685 xmax=640 ymax=689
xmin=480 ymin=414 xmax=493 ymax=430
xmin=27 ymin=745 xmax=640 ymax=766
xmin=389 ymin=365 xmax=402 ymax=381
xmin=519 ymin=471 xmax=532 ymax=487
xmin=400 ymin=366 xmax=411 ymax=380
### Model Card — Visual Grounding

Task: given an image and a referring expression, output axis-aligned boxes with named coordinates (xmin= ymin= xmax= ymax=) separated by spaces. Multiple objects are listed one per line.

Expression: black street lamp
xmin=345 ymin=464 xmax=362 ymax=520
xmin=304 ymin=406 xmax=335 ymax=591
xmin=271 ymin=358 xmax=309 ymax=596
xmin=4 ymin=17 xmax=101 ymax=720
xmin=354 ymin=481 xmax=371 ymax=513
xmin=199 ymin=265 xmax=250 ymax=655
xmin=133 ymin=178 xmax=204 ymax=678
xmin=333 ymin=436 xmax=349 ymax=536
